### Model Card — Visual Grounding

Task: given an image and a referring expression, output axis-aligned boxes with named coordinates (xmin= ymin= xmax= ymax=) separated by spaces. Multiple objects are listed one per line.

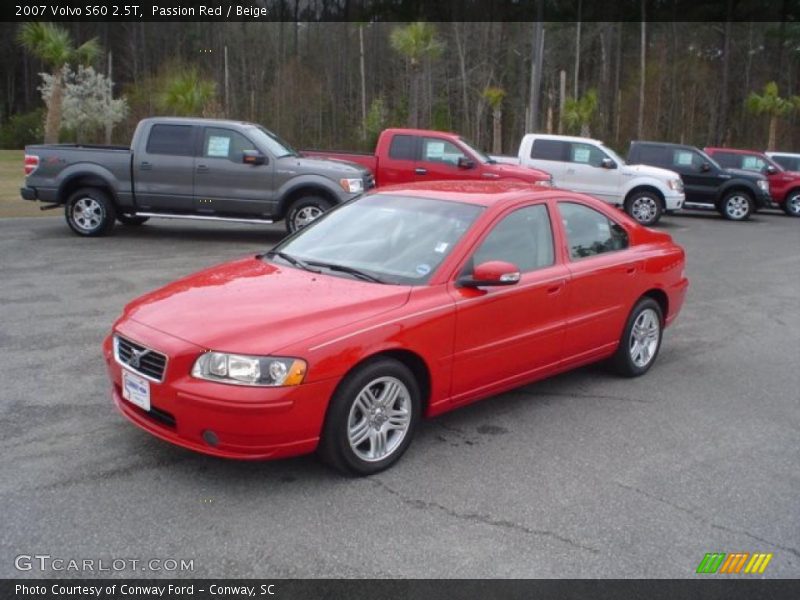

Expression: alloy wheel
xmin=71 ymin=197 xmax=104 ymax=233
xmin=629 ymin=308 xmax=660 ymax=368
xmin=347 ymin=376 xmax=411 ymax=462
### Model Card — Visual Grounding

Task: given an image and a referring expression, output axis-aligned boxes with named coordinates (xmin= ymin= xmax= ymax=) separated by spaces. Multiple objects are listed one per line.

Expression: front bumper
xmin=663 ymin=191 xmax=685 ymax=211
xmin=104 ymin=320 xmax=338 ymax=460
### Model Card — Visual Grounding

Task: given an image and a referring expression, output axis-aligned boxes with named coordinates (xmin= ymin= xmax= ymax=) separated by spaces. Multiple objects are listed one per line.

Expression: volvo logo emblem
xmin=128 ymin=347 xmax=151 ymax=369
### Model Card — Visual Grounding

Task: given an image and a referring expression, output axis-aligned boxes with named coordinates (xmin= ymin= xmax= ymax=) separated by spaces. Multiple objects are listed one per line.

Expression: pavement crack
xmin=613 ymin=481 xmax=800 ymax=559
xmin=371 ymin=478 xmax=599 ymax=555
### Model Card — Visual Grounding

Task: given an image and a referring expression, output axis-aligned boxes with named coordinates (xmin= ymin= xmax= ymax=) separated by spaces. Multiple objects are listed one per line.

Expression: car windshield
xmin=248 ymin=126 xmax=298 ymax=158
xmin=600 ymin=144 xmax=627 ymax=165
xmin=268 ymin=194 xmax=484 ymax=285
xmin=459 ymin=137 xmax=493 ymax=163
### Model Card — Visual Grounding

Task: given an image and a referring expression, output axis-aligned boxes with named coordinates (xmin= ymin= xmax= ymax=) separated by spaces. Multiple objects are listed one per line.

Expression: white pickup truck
xmin=494 ymin=134 xmax=685 ymax=225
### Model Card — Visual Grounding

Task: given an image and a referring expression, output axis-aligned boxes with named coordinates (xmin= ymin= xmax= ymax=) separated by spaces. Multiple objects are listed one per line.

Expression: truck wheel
xmin=625 ymin=191 xmax=662 ymax=226
xmin=318 ymin=358 xmax=421 ymax=476
xmin=117 ymin=215 xmax=150 ymax=226
xmin=719 ymin=191 xmax=753 ymax=221
xmin=286 ymin=196 xmax=333 ymax=234
xmin=783 ymin=191 xmax=800 ymax=217
xmin=65 ymin=188 xmax=116 ymax=237
xmin=611 ymin=297 xmax=663 ymax=378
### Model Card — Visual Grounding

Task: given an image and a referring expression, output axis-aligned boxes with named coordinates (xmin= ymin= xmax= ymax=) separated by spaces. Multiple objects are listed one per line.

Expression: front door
xmin=563 ymin=141 xmax=622 ymax=204
xmin=416 ymin=136 xmax=479 ymax=182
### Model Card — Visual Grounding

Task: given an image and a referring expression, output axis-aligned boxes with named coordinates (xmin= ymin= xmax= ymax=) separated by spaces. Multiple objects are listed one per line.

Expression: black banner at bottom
xmin=3 ymin=579 xmax=800 ymax=600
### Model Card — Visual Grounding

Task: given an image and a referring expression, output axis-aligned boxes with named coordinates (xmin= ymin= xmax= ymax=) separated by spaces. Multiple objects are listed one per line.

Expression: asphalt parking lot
xmin=1 ymin=210 xmax=798 ymax=579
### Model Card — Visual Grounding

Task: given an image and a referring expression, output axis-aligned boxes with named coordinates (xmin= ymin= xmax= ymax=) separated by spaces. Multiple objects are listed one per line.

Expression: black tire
xmin=718 ymin=190 xmax=753 ymax=221
xmin=611 ymin=297 xmax=664 ymax=378
xmin=65 ymin=187 xmax=116 ymax=237
xmin=285 ymin=196 xmax=333 ymax=234
xmin=782 ymin=191 xmax=800 ymax=217
xmin=117 ymin=215 xmax=150 ymax=226
xmin=624 ymin=190 xmax=663 ymax=226
xmin=318 ymin=358 xmax=421 ymax=476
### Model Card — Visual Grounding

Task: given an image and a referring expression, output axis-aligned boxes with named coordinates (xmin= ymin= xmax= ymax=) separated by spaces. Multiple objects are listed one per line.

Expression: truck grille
xmin=114 ymin=335 xmax=167 ymax=382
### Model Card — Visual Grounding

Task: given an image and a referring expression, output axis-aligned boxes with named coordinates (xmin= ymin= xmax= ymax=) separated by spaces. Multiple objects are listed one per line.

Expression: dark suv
xmin=628 ymin=141 xmax=771 ymax=221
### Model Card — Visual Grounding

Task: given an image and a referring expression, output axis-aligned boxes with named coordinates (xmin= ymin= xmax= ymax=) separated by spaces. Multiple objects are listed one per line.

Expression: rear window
xmin=633 ymin=145 xmax=667 ymax=166
xmin=146 ymin=125 xmax=195 ymax=156
xmin=712 ymin=152 xmax=740 ymax=169
xmin=389 ymin=135 xmax=416 ymax=160
xmin=531 ymin=139 xmax=568 ymax=161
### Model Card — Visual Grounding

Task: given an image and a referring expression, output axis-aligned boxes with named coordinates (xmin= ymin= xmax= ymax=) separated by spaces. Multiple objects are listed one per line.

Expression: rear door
xmin=527 ymin=138 xmax=569 ymax=185
xmin=377 ymin=134 xmax=418 ymax=185
xmin=563 ymin=141 xmax=623 ymax=204
xmin=133 ymin=123 xmax=198 ymax=212
xmin=193 ymin=126 xmax=275 ymax=217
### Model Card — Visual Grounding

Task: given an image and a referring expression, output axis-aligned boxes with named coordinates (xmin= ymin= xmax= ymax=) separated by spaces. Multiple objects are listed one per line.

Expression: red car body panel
xmin=303 ymin=128 xmax=551 ymax=187
xmin=705 ymin=146 xmax=800 ymax=205
xmin=104 ymin=181 xmax=688 ymax=460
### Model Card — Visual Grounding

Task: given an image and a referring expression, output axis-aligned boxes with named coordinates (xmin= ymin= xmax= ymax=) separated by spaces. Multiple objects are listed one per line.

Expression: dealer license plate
xmin=122 ymin=369 xmax=151 ymax=411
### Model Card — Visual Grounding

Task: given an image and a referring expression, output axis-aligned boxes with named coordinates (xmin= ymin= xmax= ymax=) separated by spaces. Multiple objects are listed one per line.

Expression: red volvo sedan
xmin=104 ymin=181 xmax=688 ymax=475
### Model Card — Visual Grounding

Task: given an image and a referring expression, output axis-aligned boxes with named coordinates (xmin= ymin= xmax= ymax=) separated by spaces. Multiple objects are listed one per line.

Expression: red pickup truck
xmin=704 ymin=147 xmax=800 ymax=217
xmin=303 ymin=128 xmax=552 ymax=188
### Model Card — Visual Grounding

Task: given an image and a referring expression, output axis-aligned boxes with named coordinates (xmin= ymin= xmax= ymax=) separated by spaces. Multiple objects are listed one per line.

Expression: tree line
xmin=1 ymin=20 xmax=799 ymax=154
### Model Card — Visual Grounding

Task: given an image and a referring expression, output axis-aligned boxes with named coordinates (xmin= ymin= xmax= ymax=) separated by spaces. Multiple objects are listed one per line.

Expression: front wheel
xmin=318 ymin=358 xmax=421 ymax=476
xmin=625 ymin=191 xmax=663 ymax=226
xmin=719 ymin=191 xmax=753 ymax=221
xmin=285 ymin=196 xmax=333 ymax=234
xmin=612 ymin=297 xmax=663 ymax=377
xmin=65 ymin=188 xmax=116 ymax=237
xmin=783 ymin=192 xmax=800 ymax=217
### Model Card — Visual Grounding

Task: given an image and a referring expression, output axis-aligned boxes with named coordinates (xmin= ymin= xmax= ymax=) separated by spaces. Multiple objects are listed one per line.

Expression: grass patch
xmin=0 ymin=150 xmax=49 ymax=218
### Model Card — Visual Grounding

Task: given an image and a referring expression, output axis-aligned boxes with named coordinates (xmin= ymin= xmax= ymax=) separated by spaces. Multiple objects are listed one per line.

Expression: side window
xmin=421 ymin=138 xmax=466 ymax=166
xmin=635 ymin=145 xmax=667 ymax=166
xmin=146 ymin=125 xmax=195 ymax=156
xmin=772 ymin=155 xmax=798 ymax=171
xmin=531 ymin=139 xmax=568 ymax=161
xmin=469 ymin=205 xmax=554 ymax=274
xmin=202 ymin=128 xmax=257 ymax=163
xmin=559 ymin=202 xmax=629 ymax=260
xmin=740 ymin=154 xmax=767 ymax=172
xmin=713 ymin=152 xmax=740 ymax=169
xmin=569 ymin=143 xmax=606 ymax=167
xmin=388 ymin=135 xmax=416 ymax=160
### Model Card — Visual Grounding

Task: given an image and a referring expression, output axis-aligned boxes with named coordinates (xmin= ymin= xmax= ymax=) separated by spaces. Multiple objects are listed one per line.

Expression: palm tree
xmin=17 ymin=22 xmax=100 ymax=143
xmin=746 ymin=81 xmax=796 ymax=150
xmin=390 ymin=22 xmax=443 ymax=128
xmin=156 ymin=67 xmax=217 ymax=116
xmin=483 ymin=87 xmax=506 ymax=154
xmin=563 ymin=89 xmax=598 ymax=137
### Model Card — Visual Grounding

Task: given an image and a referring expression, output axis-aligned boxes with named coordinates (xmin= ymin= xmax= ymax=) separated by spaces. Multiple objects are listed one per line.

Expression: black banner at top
xmin=2 ymin=0 xmax=800 ymax=23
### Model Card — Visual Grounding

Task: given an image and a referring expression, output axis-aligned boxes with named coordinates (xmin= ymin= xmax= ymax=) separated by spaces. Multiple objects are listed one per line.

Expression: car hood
xmin=723 ymin=167 xmax=765 ymax=181
xmin=623 ymin=163 xmax=681 ymax=181
xmin=486 ymin=162 xmax=550 ymax=182
xmin=124 ymin=256 xmax=411 ymax=355
xmin=278 ymin=155 xmax=370 ymax=178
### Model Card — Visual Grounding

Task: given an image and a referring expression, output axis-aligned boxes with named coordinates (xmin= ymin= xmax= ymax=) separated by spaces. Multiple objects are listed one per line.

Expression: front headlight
xmin=757 ymin=179 xmax=769 ymax=192
xmin=668 ymin=178 xmax=684 ymax=192
xmin=191 ymin=352 xmax=307 ymax=387
xmin=340 ymin=178 xmax=364 ymax=193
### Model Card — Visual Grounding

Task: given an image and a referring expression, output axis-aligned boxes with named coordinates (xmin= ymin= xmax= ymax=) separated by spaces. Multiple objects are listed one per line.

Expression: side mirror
xmin=243 ymin=150 xmax=266 ymax=166
xmin=458 ymin=260 xmax=521 ymax=288
xmin=457 ymin=156 xmax=476 ymax=169
xmin=700 ymin=161 xmax=712 ymax=172
xmin=600 ymin=157 xmax=617 ymax=169
xmin=765 ymin=165 xmax=778 ymax=175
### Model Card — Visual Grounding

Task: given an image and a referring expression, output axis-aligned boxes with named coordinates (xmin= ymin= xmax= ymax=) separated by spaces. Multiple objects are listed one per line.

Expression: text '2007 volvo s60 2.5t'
xmin=103 ymin=181 xmax=688 ymax=475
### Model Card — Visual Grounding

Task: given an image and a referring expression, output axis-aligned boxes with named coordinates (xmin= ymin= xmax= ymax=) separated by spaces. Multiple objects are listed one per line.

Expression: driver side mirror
xmin=243 ymin=150 xmax=266 ymax=166
xmin=458 ymin=260 xmax=521 ymax=288
xmin=457 ymin=156 xmax=476 ymax=169
xmin=600 ymin=157 xmax=617 ymax=169
xmin=765 ymin=165 xmax=778 ymax=175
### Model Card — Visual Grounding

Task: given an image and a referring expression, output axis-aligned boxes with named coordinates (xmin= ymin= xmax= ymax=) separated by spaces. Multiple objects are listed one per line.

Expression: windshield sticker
xmin=207 ymin=136 xmax=231 ymax=158
xmin=434 ymin=242 xmax=449 ymax=253
xmin=415 ymin=264 xmax=432 ymax=276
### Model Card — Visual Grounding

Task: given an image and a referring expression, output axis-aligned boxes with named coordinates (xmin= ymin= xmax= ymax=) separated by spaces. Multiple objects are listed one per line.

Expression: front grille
xmin=114 ymin=335 xmax=167 ymax=382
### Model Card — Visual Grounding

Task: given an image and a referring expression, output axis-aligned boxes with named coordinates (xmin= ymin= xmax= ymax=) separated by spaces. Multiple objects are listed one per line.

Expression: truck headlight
xmin=668 ymin=178 xmax=684 ymax=192
xmin=757 ymin=179 xmax=769 ymax=193
xmin=340 ymin=178 xmax=364 ymax=193
xmin=191 ymin=352 xmax=307 ymax=387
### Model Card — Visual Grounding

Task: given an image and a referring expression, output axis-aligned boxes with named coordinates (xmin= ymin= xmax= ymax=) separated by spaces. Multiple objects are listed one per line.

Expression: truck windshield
xmin=268 ymin=194 xmax=483 ymax=285
xmin=248 ymin=126 xmax=298 ymax=158
xmin=459 ymin=137 xmax=494 ymax=164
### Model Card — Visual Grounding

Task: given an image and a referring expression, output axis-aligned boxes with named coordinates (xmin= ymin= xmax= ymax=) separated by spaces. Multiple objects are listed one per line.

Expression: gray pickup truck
xmin=21 ymin=117 xmax=374 ymax=236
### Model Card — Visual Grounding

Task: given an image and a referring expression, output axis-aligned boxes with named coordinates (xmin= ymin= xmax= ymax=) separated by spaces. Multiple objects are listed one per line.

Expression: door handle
xmin=196 ymin=164 xmax=209 ymax=173
xmin=625 ymin=266 xmax=637 ymax=275
xmin=140 ymin=161 xmax=152 ymax=171
xmin=415 ymin=167 xmax=428 ymax=175
xmin=546 ymin=283 xmax=564 ymax=295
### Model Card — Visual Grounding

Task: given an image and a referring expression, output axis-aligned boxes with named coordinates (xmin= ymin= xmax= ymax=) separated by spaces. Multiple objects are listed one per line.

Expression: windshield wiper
xmin=264 ymin=250 xmax=320 ymax=273
xmin=304 ymin=260 xmax=385 ymax=284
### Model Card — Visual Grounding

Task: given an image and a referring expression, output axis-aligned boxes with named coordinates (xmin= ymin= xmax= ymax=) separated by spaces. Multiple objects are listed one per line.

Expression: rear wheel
xmin=783 ymin=191 xmax=800 ymax=217
xmin=65 ymin=188 xmax=116 ymax=237
xmin=318 ymin=358 xmax=420 ymax=476
xmin=117 ymin=214 xmax=150 ymax=226
xmin=286 ymin=196 xmax=333 ymax=234
xmin=719 ymin=191 xmax=753 ymax=221
xmin=625 ymin=190 xmax=663 ymax=226
xmin=612 ymin=297 xmax=663 ymax=377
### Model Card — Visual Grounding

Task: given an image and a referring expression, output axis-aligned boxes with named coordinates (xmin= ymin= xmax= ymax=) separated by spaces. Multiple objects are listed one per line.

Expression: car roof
xmin=524 ymin=133 xmax=603 ymax=144
xmin=705 ymin=147 xmax=763 ymax=155
xmin=142 ymin=116 xmax=260 ymax=128
xmin=372 ymin=180 xmax=552 ymax=207
xmin=766 ymin=151 xmax=800 ymax=157
xmin=384 ymin=128 xmax=462 ymax=138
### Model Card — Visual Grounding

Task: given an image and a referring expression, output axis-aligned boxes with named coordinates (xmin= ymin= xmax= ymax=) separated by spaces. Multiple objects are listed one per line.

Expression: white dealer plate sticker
xmin=122 ymin=369 xmax=151 ymax=412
